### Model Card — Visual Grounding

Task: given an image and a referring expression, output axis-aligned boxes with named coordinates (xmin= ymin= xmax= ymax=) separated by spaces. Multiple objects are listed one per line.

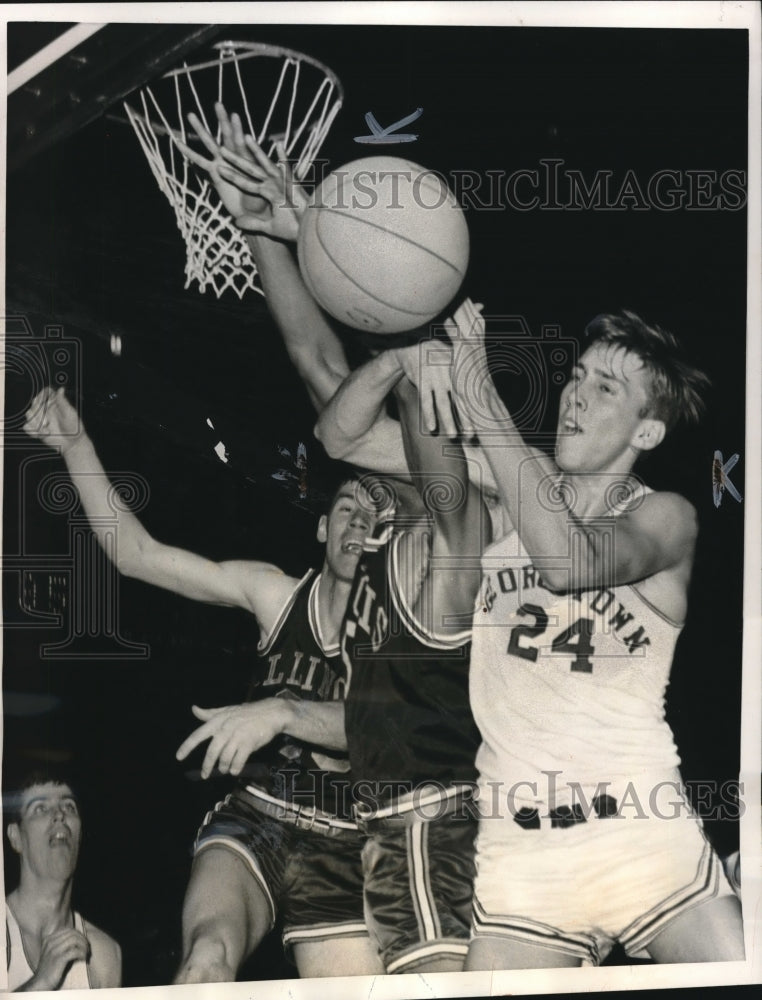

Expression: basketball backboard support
xmin=7 ymin=23 xmax=222 ymax=172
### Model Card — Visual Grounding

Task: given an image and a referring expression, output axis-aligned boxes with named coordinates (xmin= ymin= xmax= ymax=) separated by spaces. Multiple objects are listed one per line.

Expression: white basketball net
xmin=124 ymin=41 xmax=343 ymax=298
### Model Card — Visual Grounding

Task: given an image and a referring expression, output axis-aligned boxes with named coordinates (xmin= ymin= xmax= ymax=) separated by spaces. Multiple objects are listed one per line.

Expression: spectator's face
xmin=7 ymin=782 xmax=82 ymax=880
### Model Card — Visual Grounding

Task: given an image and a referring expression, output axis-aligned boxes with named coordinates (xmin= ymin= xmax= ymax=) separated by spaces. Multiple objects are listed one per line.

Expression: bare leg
xmin=647 ymin=895 xmax=744 ymax=963
xmin=294 ymin=937 xmax=385 ymax=977
xmin=465 ymin=936 xmax=583 ymax=971
xmin=174 ymin=847 xmax=272 ymax=984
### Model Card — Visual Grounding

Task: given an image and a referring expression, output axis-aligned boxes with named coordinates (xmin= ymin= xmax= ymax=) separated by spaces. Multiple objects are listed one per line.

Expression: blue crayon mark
xmin=355 ymin=107 xmax=423 ymax=144
xmin=712 ymin=450 xmax=742 ymax=508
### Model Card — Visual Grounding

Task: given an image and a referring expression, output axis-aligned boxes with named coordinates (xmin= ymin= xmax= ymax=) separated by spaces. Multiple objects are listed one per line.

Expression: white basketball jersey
xmin=6 ymin=904 xmax=91 ymax=991
xmin=470 ymin=527 xmax=682 ymax=807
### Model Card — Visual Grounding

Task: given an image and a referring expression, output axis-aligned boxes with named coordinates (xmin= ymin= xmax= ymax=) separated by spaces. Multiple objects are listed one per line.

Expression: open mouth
xmin=341 ymin=540 xmax=364 ymax=555
xmin=49 ymin=829 xmax=71 ymax=847
xmin=562 ymin=418 xmax=582 ymax=433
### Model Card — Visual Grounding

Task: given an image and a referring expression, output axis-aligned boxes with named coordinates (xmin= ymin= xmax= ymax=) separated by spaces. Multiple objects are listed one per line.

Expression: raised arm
xmin=176 ymin=106 xmax=410 ymax=471
xmin=315 ymin=331 xmax=489 ymax=630
xmin=393 ymin=341 xmax=490 ymax=634
xmin=173 ymin=105 xmax=350 ymax=411
xmin=250 ymin=240 xmax=412 ymax=471
xmin=314 ymin=347 xmax=414 ymax=475
xmin=23 ymin=388 xmax=296 ymax=628
xmin=451 ymin=300 xmax=697 ymax=591
xmin=246 ymin=235 xmax=352 ymax=411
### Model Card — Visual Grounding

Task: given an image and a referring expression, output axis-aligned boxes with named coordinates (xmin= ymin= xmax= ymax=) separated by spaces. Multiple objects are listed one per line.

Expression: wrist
xmin=274 ymin=698 xmax=296 ymax=736
xmin=26 ymin=970 xmax=54 ymax=991
xmin=60 ymin=430 xmax=93 ymax=461
xmin=393 ymin=372 xmax=416 ymax=402
xmin=245 ymin=233 xmax=278 ymax=255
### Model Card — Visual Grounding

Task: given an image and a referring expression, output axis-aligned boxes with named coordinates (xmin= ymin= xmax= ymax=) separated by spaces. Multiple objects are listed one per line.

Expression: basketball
xmin=297 ymin=156 xmax=469 ymax=334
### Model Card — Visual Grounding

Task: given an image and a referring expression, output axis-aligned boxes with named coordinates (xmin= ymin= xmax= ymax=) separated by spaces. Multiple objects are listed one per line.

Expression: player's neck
xmin=559 ymin=468 xmax=640 ymax=517
xmin=8 ymin=880 xmax=73 ymax=937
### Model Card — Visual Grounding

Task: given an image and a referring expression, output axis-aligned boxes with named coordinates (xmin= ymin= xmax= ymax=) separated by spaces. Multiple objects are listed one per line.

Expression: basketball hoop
xmin=124 ymin=41 xmax=343 ymax=299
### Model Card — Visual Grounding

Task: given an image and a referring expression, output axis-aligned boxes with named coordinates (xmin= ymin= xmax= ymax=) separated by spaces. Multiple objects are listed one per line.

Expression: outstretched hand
xmin=392 ymin=298 xmax=487 ymax=438
xmin=174 ymin=102 xmax=308 ymax=241
xmin=173 ymin=103 xmax=267 ymax=222
xmin=176 ymin=701 xmax=290 ymax=780
xmin=394 ymin=341 xmax=460 ymax=438
xmin=218 ymin=135 xmax=310 ymax=241
xmin=23 ymin=386 xmax=82 ymax=453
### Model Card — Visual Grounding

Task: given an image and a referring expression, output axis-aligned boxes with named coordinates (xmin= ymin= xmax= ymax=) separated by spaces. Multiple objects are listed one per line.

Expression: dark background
xmin=3 ymin=22 xmax=748 ymax=987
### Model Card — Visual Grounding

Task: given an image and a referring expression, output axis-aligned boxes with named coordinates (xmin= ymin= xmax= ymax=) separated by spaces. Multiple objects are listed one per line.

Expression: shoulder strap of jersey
xmin=388 ymin=529 xmax=471 ymax=649
xmin=258 ymin=568 xmax=315 ymax=654
xmin=308 ymin=572 xmax=340 ymax=657
xmin=5 ymin=902 xmax=31 ymax=980
xmin=611 ymin=479 xmax=651 ymax=517
xmin=67 ymin=913 xmax=92 ymax=989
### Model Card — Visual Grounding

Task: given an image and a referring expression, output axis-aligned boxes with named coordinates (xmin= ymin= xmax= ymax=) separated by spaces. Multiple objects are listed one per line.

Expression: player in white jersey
xmin=173 ymin=107 xmax=742 ymax=966
xmin=443 ymin=300 xmax=744 ymax=968
xmin=4 ymin=772 xmax=121 ymax=990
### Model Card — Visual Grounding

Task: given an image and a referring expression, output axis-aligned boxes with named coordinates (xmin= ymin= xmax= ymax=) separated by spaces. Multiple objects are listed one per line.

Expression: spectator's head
xmin=5 ymin=769 xmax=82 ymax=883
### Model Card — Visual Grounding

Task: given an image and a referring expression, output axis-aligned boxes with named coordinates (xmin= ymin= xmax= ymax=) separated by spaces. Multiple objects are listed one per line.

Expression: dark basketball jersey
xmin=241 ymin=568 xmax=351 ymax=818
xmin=341 ymin=519 xmax=480 ymax=807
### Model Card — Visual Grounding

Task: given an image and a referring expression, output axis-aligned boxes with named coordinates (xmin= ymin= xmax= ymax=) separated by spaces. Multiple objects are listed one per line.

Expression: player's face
xmin=9 ymin=783 xmax=82 ymax=880
xmin=555 ymin=342 xmax=656 ymax=474
xmin=320 ymin=482 xmax=378 ymax=582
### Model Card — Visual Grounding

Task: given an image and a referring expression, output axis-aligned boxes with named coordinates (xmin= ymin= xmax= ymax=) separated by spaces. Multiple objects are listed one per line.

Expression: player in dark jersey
xmin=313 ymin=332 xmax=491 ymax=973
xmin=23 ymin=387 xmax=385 ymax=982
xmin=177 ymin=111 xmax=493 ymax=973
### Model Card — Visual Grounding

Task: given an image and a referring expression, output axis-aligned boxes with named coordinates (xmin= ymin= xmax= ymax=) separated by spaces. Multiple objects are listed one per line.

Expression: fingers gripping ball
xmin=298 ymin=157 xmax=470 ymax=334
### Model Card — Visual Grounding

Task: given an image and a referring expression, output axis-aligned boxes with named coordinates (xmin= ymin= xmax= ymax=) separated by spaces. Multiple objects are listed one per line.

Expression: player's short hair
xmin=584 ymin=310 xmax=710 ymax=433
xmin=4 ymin=767 xmax=79 ymax=827
xmin=324 ymin=471 xmax=394 ymax=519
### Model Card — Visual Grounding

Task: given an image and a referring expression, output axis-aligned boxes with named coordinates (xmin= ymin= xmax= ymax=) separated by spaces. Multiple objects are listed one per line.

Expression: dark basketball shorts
xmin=357 ymin=790 xmax=478 ymax=974
xmin=194 ymin=785 xmax=368 ymax=954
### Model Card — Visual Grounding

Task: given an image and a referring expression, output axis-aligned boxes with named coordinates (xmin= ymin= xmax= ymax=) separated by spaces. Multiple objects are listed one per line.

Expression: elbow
xmin=116 ymin=556 xmax=140 ymax=580
xmin=314 ymin=416 xmax=352 ymax=461
xmin=115 ymin=551 xmax=142 ymax=580
xmin=115 ymin=530 xmax=153 ymax=580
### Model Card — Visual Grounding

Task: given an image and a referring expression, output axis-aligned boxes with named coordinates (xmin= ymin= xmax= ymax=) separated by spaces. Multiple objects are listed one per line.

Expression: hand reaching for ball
xmin=175 ymin=103 xmax=307 ymax=241
xmin=392 ymin=299 xmax=488 ymax=439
